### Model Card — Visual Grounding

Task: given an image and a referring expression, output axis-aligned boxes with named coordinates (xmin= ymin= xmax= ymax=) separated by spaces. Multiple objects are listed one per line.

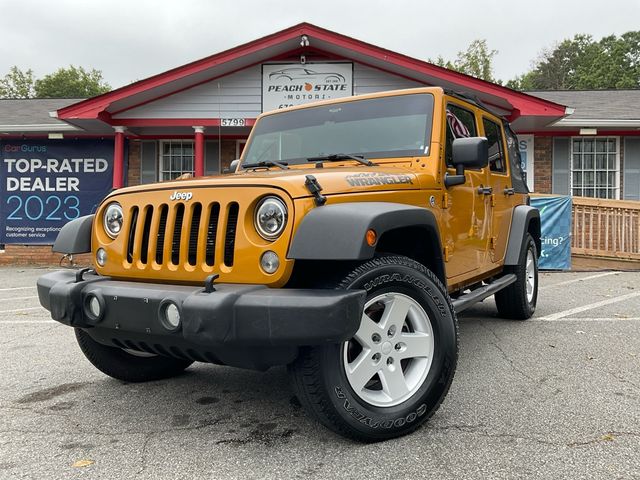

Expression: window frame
xmin=444 ymin=101 xmax=479 ymax=168
xmin=158 ymin=139 xmax=195 ymax=181
xmin=569 ymin=136 xmax=620 ymax=199
xmin=480 ymin=115 xmax=509 ymax=176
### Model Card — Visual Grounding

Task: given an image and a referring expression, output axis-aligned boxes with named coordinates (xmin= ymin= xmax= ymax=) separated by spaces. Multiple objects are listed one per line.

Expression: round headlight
xmin=103 ymin=202 xmax=123 ymax=239
xmin=255 ymin=196 xmax=287 ymax=240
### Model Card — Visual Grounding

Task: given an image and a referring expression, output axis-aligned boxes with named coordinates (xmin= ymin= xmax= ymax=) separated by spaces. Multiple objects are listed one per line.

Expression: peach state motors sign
xmin=262 ymin=63 xmax=353 ymax=112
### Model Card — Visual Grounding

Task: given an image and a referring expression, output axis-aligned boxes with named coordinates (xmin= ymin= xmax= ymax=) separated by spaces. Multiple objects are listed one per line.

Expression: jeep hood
xmin=107 ymin=166 xmax=420 ymax=200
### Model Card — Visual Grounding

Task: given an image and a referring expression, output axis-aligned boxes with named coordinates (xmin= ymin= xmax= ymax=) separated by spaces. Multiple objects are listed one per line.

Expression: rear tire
xmin=495 ymin=234 xmax=538 ymax=320
xmin=75 ymin=329 xmax=193 ymax=382
xmin=288 ymin=255 xmax=458 ymax=442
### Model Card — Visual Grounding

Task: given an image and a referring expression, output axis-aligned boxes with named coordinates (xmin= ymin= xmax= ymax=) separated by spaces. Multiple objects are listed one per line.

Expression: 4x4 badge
xmin=169 ymin=191 xmax=193 ymax=201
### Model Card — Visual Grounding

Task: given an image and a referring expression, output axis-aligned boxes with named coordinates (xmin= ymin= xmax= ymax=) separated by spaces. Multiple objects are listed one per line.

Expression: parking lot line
xmin=0 ymin=286 xmax=36 ymax=292
xmin=0 ymin=296 xmax=38 ymax=302
xmin=539 ymin=271 xmax=618 ymax=290
xmin=540 ymin=291 xmax=640 ymax=321
xmin=0 ymin=320 xmax=55 ymax=324
xmin=533 ymin=316 xmax=640 ymax=322
xmin=0 ymin=307 xmax=44 ymax=314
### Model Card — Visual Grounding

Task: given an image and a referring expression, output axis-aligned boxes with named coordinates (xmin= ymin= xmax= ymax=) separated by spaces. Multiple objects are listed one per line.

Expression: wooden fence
xmin=571 ymin=197 xmax=640 ymax=260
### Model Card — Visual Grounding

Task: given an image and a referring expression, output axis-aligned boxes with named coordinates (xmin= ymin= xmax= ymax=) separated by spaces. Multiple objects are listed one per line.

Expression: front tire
xmin=289 ymin=256 xmax=458 ymax=441
xmin=75 ymin=329 xmax=193 ymax=382
xmin=495 ymin=234 xmax=539 ymax=319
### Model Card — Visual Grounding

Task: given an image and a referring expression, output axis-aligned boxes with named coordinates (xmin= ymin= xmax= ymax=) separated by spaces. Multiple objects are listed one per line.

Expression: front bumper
xmin=37 ymin=270 xmax=365 ymax=369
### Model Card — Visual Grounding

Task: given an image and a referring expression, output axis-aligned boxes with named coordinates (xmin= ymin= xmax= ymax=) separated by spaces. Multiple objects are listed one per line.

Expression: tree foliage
xmin=0 ymin=66 xmax=36 ymax=98
xmin=431 ymin=39 xmax=499 ymax=82
xmin=34 ymin=66 xmax=111 ymax=98
xmin=0 ymin=65 xmax=111 ymax=99
xmin=507 ymin=32 xmax=640 ymax=90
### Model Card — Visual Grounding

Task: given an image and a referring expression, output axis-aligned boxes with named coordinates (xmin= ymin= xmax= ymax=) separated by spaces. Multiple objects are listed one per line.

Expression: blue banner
xmin=530 ymin=196 xmax=572 ymax=270
xmin=0 ymin=139 xmax=114 ymax=244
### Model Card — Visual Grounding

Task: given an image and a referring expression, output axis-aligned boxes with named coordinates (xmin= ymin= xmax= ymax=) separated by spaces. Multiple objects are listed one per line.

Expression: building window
xmin=160 ymin=140 xmax=194 ymax=180
xmin=571 ymin=137 xmax=619 ymax=199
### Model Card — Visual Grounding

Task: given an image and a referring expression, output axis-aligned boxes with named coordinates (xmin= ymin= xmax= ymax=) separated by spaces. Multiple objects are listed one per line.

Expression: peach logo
xmin=304 ymin=82 xmax=313 ymax=91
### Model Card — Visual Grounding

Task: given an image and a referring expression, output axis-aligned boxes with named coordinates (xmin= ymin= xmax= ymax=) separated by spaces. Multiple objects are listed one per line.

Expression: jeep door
xmin=481 ymin=115 xmax=516 ymax=264
xmin=441 ymin=101 xmax=492 ymax=280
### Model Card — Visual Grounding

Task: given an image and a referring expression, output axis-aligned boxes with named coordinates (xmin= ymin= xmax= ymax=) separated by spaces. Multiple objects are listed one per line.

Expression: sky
xmin=1 ymin=0 xmax=639 ymax=89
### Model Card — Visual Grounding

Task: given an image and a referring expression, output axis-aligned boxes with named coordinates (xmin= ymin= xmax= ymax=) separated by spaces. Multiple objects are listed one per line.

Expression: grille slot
xmin=224 ymin=202 xmax=239 ymax=267
xmin=126 ymin=207 xmax=139 ymax=263
xmin=171 ymin=204 xmax=185 ymax=265
xmin=140 ymin=206 xmax=153 ymax=264
xmin=155 ymin=205 xmax=168 ymax=264
xmin=205 ymin=203 xmax=220 ymax=266
xmin=188 ymin=203 xmax=202 ymax=266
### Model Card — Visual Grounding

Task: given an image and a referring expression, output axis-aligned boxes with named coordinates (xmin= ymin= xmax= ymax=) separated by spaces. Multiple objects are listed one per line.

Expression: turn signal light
xmin=366 ymin=229 xmax=377 ymax=246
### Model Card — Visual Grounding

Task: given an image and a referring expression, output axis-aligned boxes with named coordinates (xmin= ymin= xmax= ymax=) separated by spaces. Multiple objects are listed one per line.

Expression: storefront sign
xmin=0 ymin=139 xmax=114 ymax=245
xmin=262 ymin=63 xmax=353 ymax=112
xmin=518 ymin=134 xmax=534 ymax=191
xmin=530 ymin=195 xmax=572 ymax=270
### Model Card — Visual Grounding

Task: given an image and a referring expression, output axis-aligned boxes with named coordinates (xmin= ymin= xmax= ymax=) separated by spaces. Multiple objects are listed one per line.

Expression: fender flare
xmin=288 ymin=201 xmax=443 ymax=270
xmin=504 ymin=205 xmax=541 ymax=265
xmin=52 ymin=215 xmax=93 ymax=254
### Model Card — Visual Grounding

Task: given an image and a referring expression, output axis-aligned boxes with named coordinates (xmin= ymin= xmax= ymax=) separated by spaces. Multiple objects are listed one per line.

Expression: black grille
xmin=126 ymin=200 xmax=236 ymax=270
xmin=171 ymin=204 xmax=185 ymax=265
xmin=155 ymin=205 xmax=168 ymax=264
xmin=205 ymin=203 xmax=220 ymax=266
xmin=188 ymin=203 xmax=202 ymax=266
xmin=224 ymin=202 xmax=239 ymax=267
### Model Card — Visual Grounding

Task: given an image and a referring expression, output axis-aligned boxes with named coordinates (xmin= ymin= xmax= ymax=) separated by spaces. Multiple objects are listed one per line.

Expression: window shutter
xmin=623 ymin=137 xmax=640 ymax=201
xmin=205 ymin=141 xmax=220 ymax=175
xmin=140 ymin=141 xmax=157 ymax=184
xmin=552 ymin=138 xmax=570 ymax=195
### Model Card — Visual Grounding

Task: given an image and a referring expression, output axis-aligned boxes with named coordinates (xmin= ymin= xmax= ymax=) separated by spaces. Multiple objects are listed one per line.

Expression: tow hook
xmin=203 ymin=274 xmax=220 ymax=293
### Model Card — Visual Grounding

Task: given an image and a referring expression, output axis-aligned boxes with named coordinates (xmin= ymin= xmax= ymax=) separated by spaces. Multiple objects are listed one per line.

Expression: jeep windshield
xmin=242 ymin=93 xmax=434 ymax=167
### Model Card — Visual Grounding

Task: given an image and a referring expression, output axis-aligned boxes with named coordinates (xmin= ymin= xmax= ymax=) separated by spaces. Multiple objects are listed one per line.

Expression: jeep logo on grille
xmin=169 ymin=191 xmax=193 ymax=201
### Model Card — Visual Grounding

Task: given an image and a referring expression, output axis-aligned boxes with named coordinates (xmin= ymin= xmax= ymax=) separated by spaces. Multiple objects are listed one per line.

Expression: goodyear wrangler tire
xmin=288 ymin=255 xmax=458 ymax=442
xmin=495 ymin=234 xmax=538 ymax=320
xmin=75 ymin=329 xmax=193 ymax=382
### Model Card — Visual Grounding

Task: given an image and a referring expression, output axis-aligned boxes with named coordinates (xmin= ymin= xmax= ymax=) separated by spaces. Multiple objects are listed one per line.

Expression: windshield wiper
xmin=307 ymin=153 xmax=375 ymax=167
xmin=243 ymin=160 xmax=289 ymax=170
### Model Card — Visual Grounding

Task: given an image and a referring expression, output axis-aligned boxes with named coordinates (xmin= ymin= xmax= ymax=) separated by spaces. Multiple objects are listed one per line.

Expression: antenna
xmin=217 ymin=82 xmax=222 ymax=173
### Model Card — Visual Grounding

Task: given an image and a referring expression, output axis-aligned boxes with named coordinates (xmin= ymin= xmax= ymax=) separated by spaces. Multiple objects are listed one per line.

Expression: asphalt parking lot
xmin=1 ymin=266 xmax=639 ymax=479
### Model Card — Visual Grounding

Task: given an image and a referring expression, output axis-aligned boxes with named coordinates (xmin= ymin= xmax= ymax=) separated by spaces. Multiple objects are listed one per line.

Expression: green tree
xmin=508 ymin=32 xmax=640 ymax=90
xmin=430 ymin=39 xmax=498 ymax=82
xmin=34 ymin=65 xmax=111 ymax=98
xmin=0 ymin=66 xmax=36 ymax=98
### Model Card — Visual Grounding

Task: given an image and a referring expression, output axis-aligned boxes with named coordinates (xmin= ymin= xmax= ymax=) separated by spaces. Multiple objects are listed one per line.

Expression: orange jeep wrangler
xmin=37 ymin=87 xmax=540 ymax=441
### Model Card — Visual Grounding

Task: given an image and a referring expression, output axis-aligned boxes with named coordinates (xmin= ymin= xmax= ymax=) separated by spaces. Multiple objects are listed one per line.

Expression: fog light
xmin=96 ymin=248 xmax=107 ymax=267
xmin=84 ymin=293 xmax=104 ymax=324
xmin=162 ymin=302 xmax=181 ymax=330
xmin=260 ymin=250 xmax=280 ymax=274
xmin=88 ymin=296 xmax=101 ymax=318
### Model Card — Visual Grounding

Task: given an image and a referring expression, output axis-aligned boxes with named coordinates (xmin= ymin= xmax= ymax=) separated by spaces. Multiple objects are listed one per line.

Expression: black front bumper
xmin=37 ymin=270 xmax=365 ymax=370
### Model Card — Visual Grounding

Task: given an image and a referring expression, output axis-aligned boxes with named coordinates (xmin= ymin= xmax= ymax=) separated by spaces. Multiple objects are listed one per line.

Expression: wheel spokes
xmin=379 ymin=295 xmax=411 ymax=332
xmin=396 ymin=332 xmax=431 ymax=360
xmin=379 ymin=364 xmax=410 ymax=399
xmin=346 ymin=349 xmax=380 ymax=392
xmin=354 ymin=312 xmax=382 ymax=349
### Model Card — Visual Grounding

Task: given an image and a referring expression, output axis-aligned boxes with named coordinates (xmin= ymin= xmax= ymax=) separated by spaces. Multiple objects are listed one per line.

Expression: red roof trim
xmin=57 ymin=22 xmax=566 ymax=120
xmin=116 ymin=118 xmax=256 ymax=127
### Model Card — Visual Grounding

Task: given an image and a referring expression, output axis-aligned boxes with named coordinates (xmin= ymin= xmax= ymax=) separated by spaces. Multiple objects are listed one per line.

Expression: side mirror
xmin=228 ymin=159 xmax=240 ymax=173
xmin=445 ymin=137 xmax=489 ymax=187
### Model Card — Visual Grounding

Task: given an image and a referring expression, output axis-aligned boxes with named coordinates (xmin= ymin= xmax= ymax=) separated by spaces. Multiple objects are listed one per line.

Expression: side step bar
xmin=451 ymin=274 xmax=517 ymax=314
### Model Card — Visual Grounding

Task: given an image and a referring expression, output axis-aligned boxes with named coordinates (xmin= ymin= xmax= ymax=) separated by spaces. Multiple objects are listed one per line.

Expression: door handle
xmin=477 ymin=186 xmax=493 ymax=195
xmin=503 ymin=187 xmax=515 ymax=196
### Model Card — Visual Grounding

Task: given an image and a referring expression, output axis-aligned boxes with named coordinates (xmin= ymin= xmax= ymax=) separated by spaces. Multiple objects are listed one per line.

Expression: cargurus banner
xmin=530 ymin=196 xmax=572 ymax=270
xmin=0 ymin=139 xmax=113 ymax=244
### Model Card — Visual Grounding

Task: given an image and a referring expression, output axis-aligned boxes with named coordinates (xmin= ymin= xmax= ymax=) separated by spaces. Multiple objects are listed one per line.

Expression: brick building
xmin=1 ymin=23 xmax=639 ymax=263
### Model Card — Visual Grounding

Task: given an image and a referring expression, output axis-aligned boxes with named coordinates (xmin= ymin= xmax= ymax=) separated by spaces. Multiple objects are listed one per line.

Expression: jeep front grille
xmin=124 ymin=201 xmax=238 ymax=269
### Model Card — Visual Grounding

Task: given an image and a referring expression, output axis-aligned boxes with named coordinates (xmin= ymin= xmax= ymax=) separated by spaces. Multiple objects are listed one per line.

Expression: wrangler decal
xmin=346 ymin=172 xmax=413 ymax=187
